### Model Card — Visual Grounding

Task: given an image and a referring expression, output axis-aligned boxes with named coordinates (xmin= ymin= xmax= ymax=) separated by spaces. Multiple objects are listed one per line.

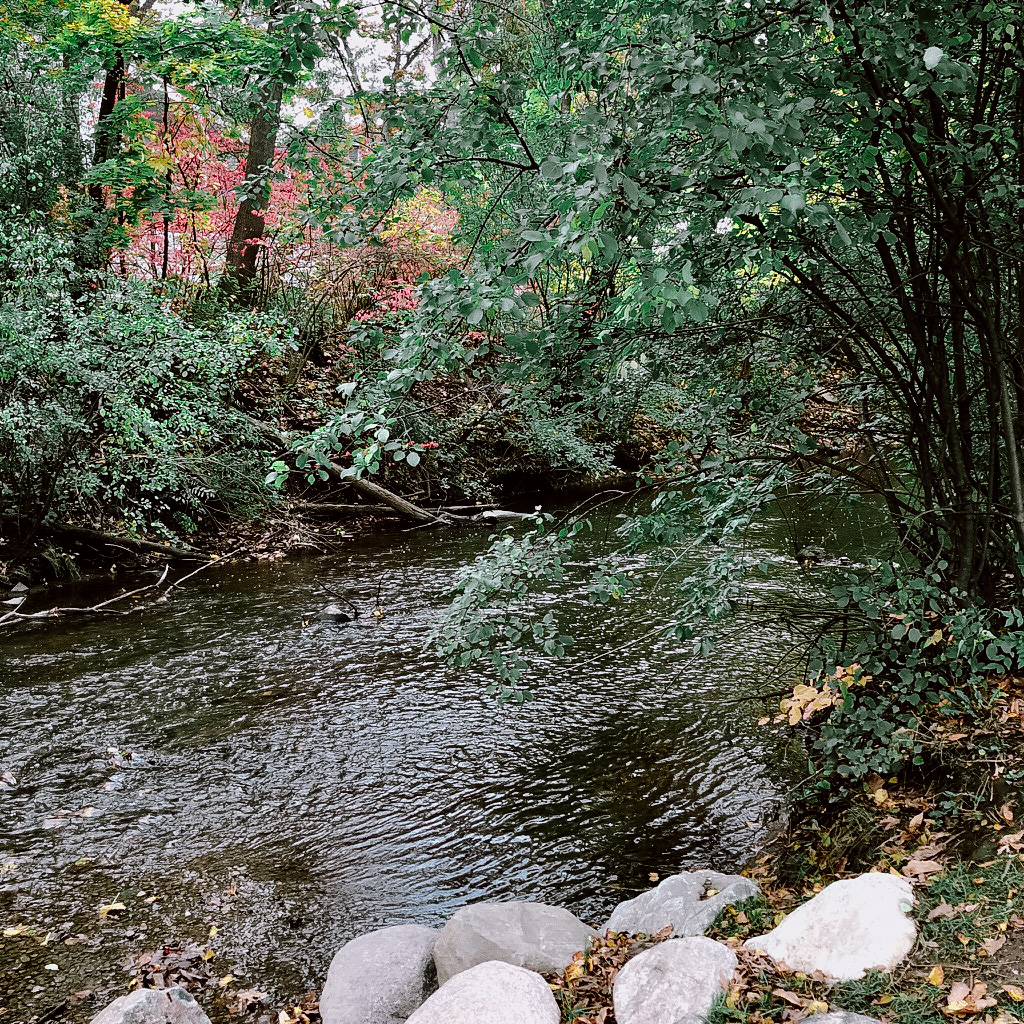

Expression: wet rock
xmin=605 ymin=870 xmax=759 ymax=936
xmin=406 ymin=960 xmax=558 ymax=1024
xmin=745 ymin=872 xmax=916 ymax=981
xmin=797 ymin=545 xmax=827 ymax=564
xmin=90 ymin=986 xmax=212 ymax=1024
xmin=319 ymin=603 xmax=353 ymax=623
xmin=319 ymin=924 xmax=439 ymax=1024
xmin=432 ymin=902 xmax=596 ymax=984
xmin=613 ymin=936 xmax=738 ymax=1024
xmin=803 ymin=1014 xmax=885 ymax=1024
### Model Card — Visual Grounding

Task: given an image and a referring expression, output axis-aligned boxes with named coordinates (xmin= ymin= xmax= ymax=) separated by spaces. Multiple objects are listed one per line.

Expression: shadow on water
xmin=0 ymin=500 xmax=887 ymax=1017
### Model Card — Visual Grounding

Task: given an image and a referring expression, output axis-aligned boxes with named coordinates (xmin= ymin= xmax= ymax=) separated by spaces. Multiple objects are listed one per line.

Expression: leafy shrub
xmin=0 ymin=229 xmax=277 ymax=538
xmin=798 ymin=560 xmax=1024 ymax=788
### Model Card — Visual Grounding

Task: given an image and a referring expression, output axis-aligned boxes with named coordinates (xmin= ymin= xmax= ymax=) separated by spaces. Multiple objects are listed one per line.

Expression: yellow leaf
xmin=875 ymin=994 xmax=894 ymax=1005
xmin=202 ymin=948 xmax=215 ymax=961
xmin=98 ymin=902 xmax=125 ymax=916
xmin=807 ymin=1001 xmax=830 ymax=1014
xmin=219 ymin=975 xmax=235 ymax=988
xmin=929 ymin=965 xmax=946 ymax=987
xmin=209 ymin=925 xmax=218 ymax=938
xmin=1003 ymin=985 xmax=1024 ymax=1002
xmin=3 ymin=925 xmax=30 ymax=937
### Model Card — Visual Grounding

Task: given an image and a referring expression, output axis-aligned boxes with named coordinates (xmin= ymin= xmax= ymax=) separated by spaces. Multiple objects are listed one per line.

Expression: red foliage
xmin=115 ymin=107 xmax=460 ymax=304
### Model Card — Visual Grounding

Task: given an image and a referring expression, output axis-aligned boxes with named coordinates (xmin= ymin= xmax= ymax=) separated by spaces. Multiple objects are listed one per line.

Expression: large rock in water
xmin=90 ymin=987 xmax=211 ymax=1024
xmin=319 ymin=924 xmax=439 ymax=1024
xmin=406 ymin=960 xmax=559 ymax=1024
xmin=432 ymin=902 xmax=596 ymax=984
xmin=605 ymin=870 xmax=759 ymax=936
xmin=745 ymin=872 xmax=916 ymax=981
xmin=613 ymin=936 xmax=738 ymax=1024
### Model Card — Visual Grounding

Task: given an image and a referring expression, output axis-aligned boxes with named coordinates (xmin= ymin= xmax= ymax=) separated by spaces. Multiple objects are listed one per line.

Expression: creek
xmin=0 ymin=500 xmax=881 ymax=1019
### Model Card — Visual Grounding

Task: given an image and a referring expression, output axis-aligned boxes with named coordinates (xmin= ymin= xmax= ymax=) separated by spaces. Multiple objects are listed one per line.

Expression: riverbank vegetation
xmin=1 ymin=0 xmax=1023 ymax=826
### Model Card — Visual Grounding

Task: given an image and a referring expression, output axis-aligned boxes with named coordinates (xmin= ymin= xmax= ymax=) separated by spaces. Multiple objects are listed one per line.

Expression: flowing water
xmin=0 ymin=502 xmax=879 ymax=1021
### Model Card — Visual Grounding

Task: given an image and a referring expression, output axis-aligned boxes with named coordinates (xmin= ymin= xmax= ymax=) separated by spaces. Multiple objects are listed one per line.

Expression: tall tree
xmin=222 ymin=1 xmax=286 ymax=300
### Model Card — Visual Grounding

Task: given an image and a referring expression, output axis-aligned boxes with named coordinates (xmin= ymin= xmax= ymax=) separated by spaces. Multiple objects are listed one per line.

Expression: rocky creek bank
xmin=88 ymin=869 xmax=919 ymax=1024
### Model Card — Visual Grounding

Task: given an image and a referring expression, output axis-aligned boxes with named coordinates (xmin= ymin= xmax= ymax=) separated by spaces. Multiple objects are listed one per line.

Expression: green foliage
xmin=0 ymin=230 xmax=276 ymax=537
xmin=800 ymin=562 xmax=1024 ymax=786
xmin=433 ymin=516 xmax=581 ymax=701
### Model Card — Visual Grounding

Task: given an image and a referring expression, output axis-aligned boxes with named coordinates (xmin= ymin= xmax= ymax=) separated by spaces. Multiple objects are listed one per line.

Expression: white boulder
xmin=406 ymin=960 xmax=559 ymax=1024
xmin=319 ymin=924 xmax=439 ymax=1024
xmin=606 ymin=870 xmax=759 ymax=936
xmin=613 ymin=936 xmax=738 ymax=1024
xmin=432 ymin=901 xmax=596 ymax=984
xmin=745 ymin=872 xmax=916 ymax=981
xmin=90 ymin=987 xmax=211 ymax=1024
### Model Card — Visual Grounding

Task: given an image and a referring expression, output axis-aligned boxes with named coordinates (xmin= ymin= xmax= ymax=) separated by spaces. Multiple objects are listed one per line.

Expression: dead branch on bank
xmin=0 ymin=517 xmax=207 ymax=560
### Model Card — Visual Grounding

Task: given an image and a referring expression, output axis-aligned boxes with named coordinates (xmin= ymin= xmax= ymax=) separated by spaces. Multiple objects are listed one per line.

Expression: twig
xmin=166 ymin=548 xmax=244 ymax=591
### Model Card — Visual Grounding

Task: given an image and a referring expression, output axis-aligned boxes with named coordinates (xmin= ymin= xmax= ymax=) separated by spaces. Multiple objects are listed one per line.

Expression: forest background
xmin=1 ymin=0 xmax=1024 ymax=799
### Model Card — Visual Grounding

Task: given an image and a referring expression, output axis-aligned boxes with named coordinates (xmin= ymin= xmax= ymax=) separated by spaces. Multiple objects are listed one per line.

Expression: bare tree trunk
xmin=223 ymin=0 xmax=286 ymax=303
xmin=222 ymin=80 xmax=284 ymax=300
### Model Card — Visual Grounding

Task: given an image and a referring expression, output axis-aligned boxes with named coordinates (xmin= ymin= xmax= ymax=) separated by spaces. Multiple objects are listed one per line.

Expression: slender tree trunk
xmin=222 ymin=79 xmax=284 ymax=301
xmin=88 ymin=46 xmax=128 ymax=205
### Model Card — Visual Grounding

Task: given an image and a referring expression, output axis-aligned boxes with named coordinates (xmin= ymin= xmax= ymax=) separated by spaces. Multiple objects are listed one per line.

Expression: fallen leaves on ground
xmin=905 ymin=859 xmax=945 ymax=878
xmin=276 ymin=992 xmax=320 ymax=1024
xmin=545 ymin=927 xmax=673 ymax=1022
xmin=944 ymin=981 xmax=999 ymax=1015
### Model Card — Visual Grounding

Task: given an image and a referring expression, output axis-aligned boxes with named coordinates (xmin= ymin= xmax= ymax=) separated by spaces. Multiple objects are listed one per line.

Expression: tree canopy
xmin=1 ymin=0 xmax=1023 ymax=785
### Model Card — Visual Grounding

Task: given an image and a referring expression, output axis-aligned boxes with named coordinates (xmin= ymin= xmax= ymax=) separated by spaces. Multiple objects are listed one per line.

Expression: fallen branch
xmin=166 ymin=548 xmax=244 ymax=591
xmin=0 ymin=597 xmax=27 ymax=626
xmin=0 ymin=566 xmax=171 ymax=625
xmin=291 ymin=501 xmax=395 ymax=516
xmin=346 ymin=476 xmax=446 ymax=523
xmin=0 ymin=550 xmax=248 ymax=629
xmin=2 ymin=518 xmax=206 ymax=560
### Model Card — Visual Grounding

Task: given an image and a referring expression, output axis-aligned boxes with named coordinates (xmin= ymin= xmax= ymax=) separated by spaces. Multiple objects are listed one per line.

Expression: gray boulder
xmin=406 ymin=960 xmax=558 ymax=1024
xmin=319 ymin=603 xmax=353 ymax=623
xmin=319 ymin=924 xmax=439 ymax=1024
xmin=605 ymin=870 xmax=759 ymax=936
xmin=432 ymin=902 xmax=596 ymax=985
xmin=90 ymin=987 xmax=211 ymax=1024
xmin=745 ymin=872 xmax=916 ymax=981
xmin=613 ymin=936 xmax=738 ymax=1024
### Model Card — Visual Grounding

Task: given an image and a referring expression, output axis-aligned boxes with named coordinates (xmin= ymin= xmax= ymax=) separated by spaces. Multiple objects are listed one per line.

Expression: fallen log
xmin=1 ymin=518 xmax=206 ymax=560
xmin=347 ymin=476 xmax=443 ymax=523
xmin=291 ymin=501 xmax=395 ymax=516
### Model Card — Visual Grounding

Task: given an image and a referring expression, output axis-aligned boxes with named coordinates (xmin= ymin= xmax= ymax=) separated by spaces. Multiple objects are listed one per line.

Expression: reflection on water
xmin=0 ymin=506 xmax=869 ymax=1014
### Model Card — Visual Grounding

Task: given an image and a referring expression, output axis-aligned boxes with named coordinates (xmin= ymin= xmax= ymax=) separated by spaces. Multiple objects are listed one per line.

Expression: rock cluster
xmin=89 ymin=870 xmax=916 ymax=1024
